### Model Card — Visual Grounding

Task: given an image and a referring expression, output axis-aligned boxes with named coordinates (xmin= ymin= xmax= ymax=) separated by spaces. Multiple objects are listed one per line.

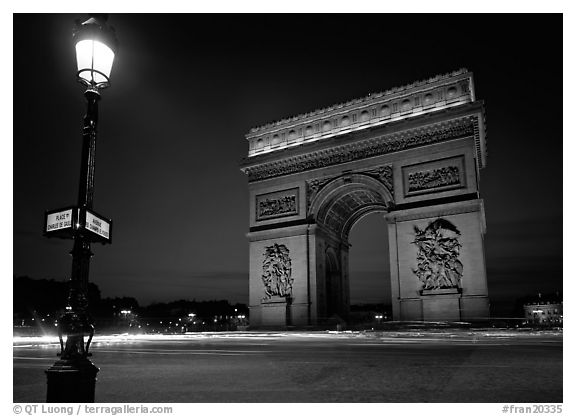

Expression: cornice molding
xmin=244 ymin=115 xmax=476 ymax=183
xmin=245 ymin=69 xmax=475 ymax=157
xmin=385 ymin=198 xmax=484 ymax=223
xmin=248 ymin=68 xmax=470 ymax=135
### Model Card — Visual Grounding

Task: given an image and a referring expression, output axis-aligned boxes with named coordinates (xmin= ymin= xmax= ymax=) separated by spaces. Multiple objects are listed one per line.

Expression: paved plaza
xmin=14 ymin=329 xmax=562 ymax=403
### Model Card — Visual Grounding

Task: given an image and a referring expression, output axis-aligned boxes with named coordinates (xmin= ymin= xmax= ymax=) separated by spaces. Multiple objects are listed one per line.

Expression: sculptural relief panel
xmin=255 ymin=188 xmax=299 ymax=221
xmin=402 ymin=156 xmax=466 ymax=197
xmin=261 ymin=243 xmax=293 ymax=300
xmin=412 ymin=218 xmax=463 ymax=291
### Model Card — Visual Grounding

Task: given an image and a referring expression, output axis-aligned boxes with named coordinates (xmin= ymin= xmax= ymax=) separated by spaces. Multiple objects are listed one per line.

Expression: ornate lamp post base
xmin=45 ymin=358 xmax=99 ymax=403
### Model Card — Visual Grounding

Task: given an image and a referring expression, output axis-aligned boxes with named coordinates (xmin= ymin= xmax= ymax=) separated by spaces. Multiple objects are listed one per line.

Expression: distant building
xmin=523 ymin=293 xmax=562 ymax=326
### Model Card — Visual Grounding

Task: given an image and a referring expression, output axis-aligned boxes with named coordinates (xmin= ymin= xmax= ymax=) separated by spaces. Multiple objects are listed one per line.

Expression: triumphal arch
xmin=240 ymin=69 xmax=489 ymax=327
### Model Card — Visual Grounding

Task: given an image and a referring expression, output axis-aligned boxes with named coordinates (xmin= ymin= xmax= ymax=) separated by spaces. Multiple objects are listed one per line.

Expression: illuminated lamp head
xmin=73 ymin=14 xmax=118 ymax=89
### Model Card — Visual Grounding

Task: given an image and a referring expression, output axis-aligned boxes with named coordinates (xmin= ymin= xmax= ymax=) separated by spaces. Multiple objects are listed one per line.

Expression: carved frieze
xmin=408 ymin=166 xmax=460 ymax=192
xmin=403 ymin=156 xmax=466 ymax=197
xmin=256 ymin=188 xmax=299 ymax=221
xmin=245 ymin=118 xmax=475 ymax=182
xmin=262 ymin=243 xmax=293 ymax=300
xmin=412 ymin=218 xmax=463 ymax=290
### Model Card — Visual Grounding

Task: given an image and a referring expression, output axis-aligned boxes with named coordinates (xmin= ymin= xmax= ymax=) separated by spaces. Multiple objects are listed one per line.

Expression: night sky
xmin=12 ymin=14 xmax=563 ymax=313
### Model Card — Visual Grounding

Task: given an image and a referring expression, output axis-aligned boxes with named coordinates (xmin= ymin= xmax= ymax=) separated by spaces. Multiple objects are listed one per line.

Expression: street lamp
xmin=74 ymin=16 xmax=117 ymax=89
xmin=44 ymin=14 xmax=118 ymax=403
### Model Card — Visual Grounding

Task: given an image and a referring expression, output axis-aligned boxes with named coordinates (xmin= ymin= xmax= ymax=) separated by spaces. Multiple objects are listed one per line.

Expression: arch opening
xmin=348 ymin=212 xmax=391 ymax=325
xmin=309 ymin=174 xmax=393 ymax=325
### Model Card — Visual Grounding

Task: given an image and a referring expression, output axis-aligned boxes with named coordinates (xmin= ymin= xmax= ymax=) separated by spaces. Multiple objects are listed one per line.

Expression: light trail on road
xmin=14 ymin=329 xmax=562 ymax=403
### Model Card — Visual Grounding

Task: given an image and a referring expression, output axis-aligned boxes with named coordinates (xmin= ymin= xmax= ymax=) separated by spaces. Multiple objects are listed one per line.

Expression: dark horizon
xmin=13 ymin=14 xmax=563 ymax=311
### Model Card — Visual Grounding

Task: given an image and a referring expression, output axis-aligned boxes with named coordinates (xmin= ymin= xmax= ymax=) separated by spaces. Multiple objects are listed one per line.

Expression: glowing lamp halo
xmin=73 ymin=15 xmax=118 ymax=89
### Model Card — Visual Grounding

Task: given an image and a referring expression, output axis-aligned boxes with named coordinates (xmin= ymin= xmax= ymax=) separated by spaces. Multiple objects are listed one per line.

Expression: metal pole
xmin=78 ymin=88 xmax=99 ymax=210
xmin=45 ymin=88 xmax=101 ymax=403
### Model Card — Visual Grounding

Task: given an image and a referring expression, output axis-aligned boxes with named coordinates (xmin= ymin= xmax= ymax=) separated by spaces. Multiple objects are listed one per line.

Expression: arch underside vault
xmin=310 ymin=174 xmax=393 ymax=240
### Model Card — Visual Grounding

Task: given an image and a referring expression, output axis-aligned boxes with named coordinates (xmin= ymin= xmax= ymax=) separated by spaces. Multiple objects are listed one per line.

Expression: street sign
xmin=46 ymin=209 xmax=73 ymax=232
xmin=44 ymin=206 xmax=112 ymax=244
xmin=85 ymin=209 xmax=112 ymax=243
xmin=44 ymin=207 xmax=78 ymax=239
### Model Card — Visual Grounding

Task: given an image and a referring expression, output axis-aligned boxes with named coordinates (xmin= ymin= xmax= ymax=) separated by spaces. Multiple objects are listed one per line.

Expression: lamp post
xmin=45 ymin=14 xmax=118 ymax=403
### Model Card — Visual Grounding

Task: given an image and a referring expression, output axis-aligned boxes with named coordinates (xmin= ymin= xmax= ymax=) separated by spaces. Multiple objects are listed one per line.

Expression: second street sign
xmin=85 ymin=210 xmax=111 ymax=242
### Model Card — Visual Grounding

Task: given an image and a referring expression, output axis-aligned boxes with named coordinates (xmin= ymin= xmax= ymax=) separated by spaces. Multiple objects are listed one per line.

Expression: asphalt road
xmin=13 ymin=330 xmax=563 ymax=403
